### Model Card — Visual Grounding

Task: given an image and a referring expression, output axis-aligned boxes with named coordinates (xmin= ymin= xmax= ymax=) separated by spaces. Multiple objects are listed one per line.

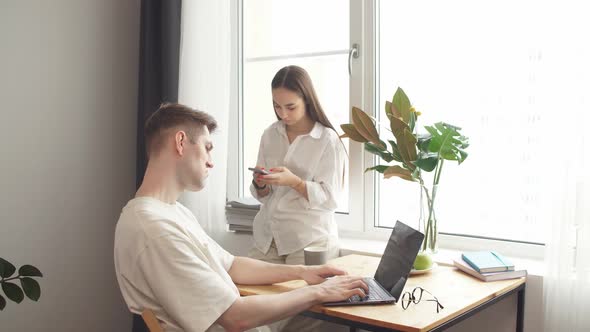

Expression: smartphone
xmin=248 ymin=167 xmax=270 ymax=175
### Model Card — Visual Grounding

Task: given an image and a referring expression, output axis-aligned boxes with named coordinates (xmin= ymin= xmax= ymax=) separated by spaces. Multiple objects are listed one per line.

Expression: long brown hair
xmin=271 ymin=66 xmax=348 ymax=181
xmin=271 ymin=66 xmax=337 ymax=133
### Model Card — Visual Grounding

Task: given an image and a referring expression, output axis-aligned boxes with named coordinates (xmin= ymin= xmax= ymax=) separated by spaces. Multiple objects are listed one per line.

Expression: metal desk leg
xmin=516 ymin=286 xmax=525 ymax=332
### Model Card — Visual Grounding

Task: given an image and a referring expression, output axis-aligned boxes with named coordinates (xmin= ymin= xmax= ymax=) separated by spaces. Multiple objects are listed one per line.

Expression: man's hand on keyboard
xmin=312 ymin=275 xmax=369 ymax=303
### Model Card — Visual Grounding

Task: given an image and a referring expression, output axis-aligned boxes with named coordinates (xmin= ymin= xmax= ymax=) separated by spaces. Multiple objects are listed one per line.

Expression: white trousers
xmin=248 ymin=238 xmax=346 ymax=332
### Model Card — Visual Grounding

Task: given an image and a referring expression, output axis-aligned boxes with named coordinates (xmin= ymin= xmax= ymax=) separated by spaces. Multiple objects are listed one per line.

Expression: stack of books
xmin=453 ymin=251 xmax=527 ymax=282
xmin=225 ymin=197 xmax=260 ymax=233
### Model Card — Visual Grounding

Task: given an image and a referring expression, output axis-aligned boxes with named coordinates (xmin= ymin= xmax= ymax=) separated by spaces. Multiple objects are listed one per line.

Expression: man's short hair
xmin=144 ymin=103 xmax=217 ymax=158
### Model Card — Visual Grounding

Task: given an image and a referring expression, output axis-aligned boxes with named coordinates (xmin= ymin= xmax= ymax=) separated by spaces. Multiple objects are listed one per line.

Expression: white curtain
xmin=542 ymin=58 xmax=590 ymax=331
xmin=177 ymin=0 xmax=230 ymax=238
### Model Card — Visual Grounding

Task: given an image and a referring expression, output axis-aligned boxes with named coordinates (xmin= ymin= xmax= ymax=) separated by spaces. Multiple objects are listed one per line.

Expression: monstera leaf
xmin=425 ymin=122 xmax=469 ymax=164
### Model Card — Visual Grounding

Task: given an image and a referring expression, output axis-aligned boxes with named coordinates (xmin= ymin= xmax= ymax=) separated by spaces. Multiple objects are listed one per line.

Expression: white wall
xmin=0 ymin=1 xmax=139 ymax=331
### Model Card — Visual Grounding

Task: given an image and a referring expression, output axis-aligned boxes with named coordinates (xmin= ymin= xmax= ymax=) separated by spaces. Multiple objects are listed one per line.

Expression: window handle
xmin=348 ymin=43 xmax=359 ymax=76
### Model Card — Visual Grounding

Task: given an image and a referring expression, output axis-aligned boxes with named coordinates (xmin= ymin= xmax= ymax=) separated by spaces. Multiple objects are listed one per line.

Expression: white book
xmin=226 ymin=208 xmax=258 ymax=217
xmin=228 ymin=224 xmax=253 ymax=232
xmin=226 ymin=217 xmax=254 ymax=226
xmin=227 ymin=197 xmax=261 ymax=210
xmin=453 ymin=258 xmax=527 ymax=282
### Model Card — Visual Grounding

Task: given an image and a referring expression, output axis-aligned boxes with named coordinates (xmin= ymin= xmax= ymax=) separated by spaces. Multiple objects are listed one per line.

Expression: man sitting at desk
xmin=114 ymin=103 xmax=368 ymax=332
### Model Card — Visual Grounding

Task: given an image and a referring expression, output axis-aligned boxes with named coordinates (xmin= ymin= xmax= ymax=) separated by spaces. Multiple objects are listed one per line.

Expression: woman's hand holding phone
xmin=250 ymin=166 xmax=269 ymax=190
xmin=258 ymin=167 xmax=301 ymax=188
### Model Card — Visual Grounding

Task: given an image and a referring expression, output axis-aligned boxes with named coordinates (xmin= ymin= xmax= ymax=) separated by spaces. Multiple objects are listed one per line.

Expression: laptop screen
xmin=373 ymin=221 xmax=425 ymax=300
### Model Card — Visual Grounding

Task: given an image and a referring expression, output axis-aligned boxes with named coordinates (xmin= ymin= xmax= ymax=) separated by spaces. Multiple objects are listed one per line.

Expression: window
xmin=375 ymin=0 xmax=576 ymax=245
xmin=230 ymin=0 xmax=586 ymax=250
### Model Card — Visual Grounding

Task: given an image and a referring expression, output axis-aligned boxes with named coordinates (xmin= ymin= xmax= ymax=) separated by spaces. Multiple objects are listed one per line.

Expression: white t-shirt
xmin=114 ymin=197 xmax=239 ymax=332
xmin=251 ymin=121 xmax=346 ymax=255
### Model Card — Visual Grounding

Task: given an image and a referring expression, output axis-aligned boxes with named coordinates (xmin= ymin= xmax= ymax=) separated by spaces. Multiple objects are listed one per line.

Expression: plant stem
xmin=421 ymin=184 xmax=433 ymax=251
xmin=433 ymin=158 xmax=444 ymax=187
xmin=0 ymin=275 xmax=21 ymax=282
xmin=423 ymin=158 xmax=445 ymax=252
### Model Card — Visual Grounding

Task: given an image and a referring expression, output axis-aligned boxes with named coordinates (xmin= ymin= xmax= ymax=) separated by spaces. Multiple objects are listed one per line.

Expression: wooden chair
xmin=141 ymin=309 xmax=163 ymax=332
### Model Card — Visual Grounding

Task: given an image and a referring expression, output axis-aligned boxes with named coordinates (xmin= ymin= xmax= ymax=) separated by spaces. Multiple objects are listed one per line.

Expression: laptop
xmin=324 ymin=221 xmax=424 ymax=306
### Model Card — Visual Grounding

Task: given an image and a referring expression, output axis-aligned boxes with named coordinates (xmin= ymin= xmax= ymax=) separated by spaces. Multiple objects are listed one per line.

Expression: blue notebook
xmin=461 ymin=251 xmax=514 ymax=273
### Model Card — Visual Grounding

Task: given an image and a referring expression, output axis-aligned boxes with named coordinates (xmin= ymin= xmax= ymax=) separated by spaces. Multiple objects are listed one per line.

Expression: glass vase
xmin=419 ymin=184 xmax=439 ymax=254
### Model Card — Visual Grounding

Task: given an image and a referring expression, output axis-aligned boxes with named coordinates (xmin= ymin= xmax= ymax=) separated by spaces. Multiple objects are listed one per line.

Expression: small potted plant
xmin=0 ymin=257 xmax=43 ymax=311
xmin=341 ymin=88 xmax=469 ymax=258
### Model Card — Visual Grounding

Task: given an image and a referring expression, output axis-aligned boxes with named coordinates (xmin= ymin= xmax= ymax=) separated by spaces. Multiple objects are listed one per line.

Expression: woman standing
xmin=249 ymin=65 xmax=346 ymax=266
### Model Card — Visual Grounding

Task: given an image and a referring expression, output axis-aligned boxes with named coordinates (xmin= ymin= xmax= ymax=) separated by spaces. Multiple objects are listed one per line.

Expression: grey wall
xmin=0 ymin=1 xmax=139 ymax=331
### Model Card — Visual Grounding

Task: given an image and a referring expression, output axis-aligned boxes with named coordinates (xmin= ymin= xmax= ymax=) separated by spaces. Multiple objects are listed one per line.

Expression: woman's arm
xmin=258 ymin=167 xmax=307 ymax=200
xmin=260 ymin=138 xmax=345 ymax=209
xmin=290 ymin=178 xmax=308 ymax=200
xmin=250 ymin=136 xmax=273 ymax=201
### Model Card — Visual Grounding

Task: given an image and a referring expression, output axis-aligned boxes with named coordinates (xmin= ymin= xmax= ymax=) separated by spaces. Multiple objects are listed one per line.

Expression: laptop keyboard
xmin=348 ymin=278 xmax=392 ymax=303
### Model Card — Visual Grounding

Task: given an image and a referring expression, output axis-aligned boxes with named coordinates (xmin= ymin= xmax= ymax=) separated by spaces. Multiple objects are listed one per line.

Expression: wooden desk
xmin=238 ymin=254 xmax=526 ymax=332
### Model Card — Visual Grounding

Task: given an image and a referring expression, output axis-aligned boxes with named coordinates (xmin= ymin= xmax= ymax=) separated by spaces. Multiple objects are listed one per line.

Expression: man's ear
xmin=174 ymin=130 xmax=187 ymax=156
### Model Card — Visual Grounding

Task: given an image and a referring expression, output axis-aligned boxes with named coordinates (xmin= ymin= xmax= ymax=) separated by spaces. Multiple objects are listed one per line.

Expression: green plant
xmin=341 ymin=87 xmax=469 ymax=252
xmin=0 ymin=257 xmax=43 ymax=311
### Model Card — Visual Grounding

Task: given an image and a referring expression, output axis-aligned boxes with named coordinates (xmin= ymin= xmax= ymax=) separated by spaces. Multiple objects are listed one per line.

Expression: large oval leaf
xmin=415 ymin=152 xmax=439 ymax=172
xmin=402 ymin=130 xmax=418 ymax=161
xmin=417 ymin=133 xmax=432 ymax=152
xmin=2 ymin=282 xmax=24 ymax=303
xmin=383 ymin=165 xmax=415 ymax=181
xmin=0 ymin=258 xmax=16 ymax=278
xmin=389 ymin=114 xmax=410 ymax=139
xmin=351 ymin=107 xmax=384 ymax=148
xmin=392 ymin=87 xmax=412 ymax=124
xmin=0 ymin=294 xmax=6 ymax=311
xmin=365 ymin=165 xmax=389 ymax=174
xmin=387 ymin=140 xmax=403 ymax=162
xmin=365 ymin=142 xmax=393 ymax=162
xmin=408 ymin=110 xmax=416 ymax=131
xmin=21 ymin=277 xmax=41 ymax=301
xmin=340 ymin=124 xmax=368 ymax=142
xmin=396 ymin=129 xmax=417 ymax=170
xmin=19 ymin=265 xmax=43 ymax=277
xmin=385 ymin=101 xmax=393 ymax=119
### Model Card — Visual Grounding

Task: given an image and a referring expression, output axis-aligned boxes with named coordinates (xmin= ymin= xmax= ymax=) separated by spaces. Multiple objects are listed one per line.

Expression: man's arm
xmin=216 ymin=275 xmax=368 ymax=332
xmin=228 ymin=256 xmax=341 ymax=285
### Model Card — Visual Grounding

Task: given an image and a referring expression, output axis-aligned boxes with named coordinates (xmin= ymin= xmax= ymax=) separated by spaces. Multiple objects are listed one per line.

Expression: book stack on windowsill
xmin=226 ymin=197 xmax=260 ymax=233
xmin=453 ymin=251 xmax=527 ymax=282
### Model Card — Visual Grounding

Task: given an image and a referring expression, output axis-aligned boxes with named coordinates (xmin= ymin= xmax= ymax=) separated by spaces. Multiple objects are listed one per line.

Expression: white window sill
xmin=339 ymin=236 xmax=547 ymax=277
xmin=221 ymin=229 xmax=547 ymax=277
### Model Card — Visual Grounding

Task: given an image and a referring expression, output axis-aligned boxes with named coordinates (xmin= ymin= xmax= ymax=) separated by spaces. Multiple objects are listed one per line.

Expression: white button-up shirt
xmin=250 ymin=121 xmax=346 ymax=255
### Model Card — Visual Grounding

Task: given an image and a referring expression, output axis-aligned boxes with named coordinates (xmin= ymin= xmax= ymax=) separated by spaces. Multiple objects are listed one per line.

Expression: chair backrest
xmin=132 ymin=313 xmax=148 ymax=332
xmin=141 ymin=309 xmax=163 ymax=332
